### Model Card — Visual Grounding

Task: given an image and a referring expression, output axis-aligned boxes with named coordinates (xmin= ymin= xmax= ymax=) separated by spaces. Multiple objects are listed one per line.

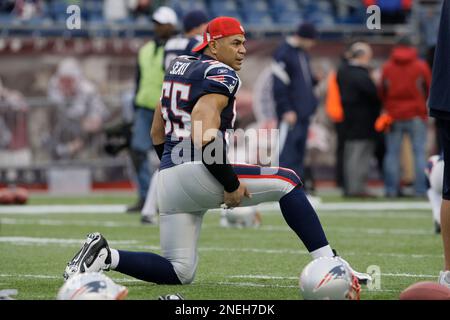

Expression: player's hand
xmin=282 ymin=111 xmax=297 ymax=127
xmin=224 ymin=183 xmax=251 ymax=208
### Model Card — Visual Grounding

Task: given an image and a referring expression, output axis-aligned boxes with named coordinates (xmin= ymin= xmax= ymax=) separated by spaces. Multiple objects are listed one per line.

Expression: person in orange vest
xmin=325 ymin=69 xmax=344 ymax=188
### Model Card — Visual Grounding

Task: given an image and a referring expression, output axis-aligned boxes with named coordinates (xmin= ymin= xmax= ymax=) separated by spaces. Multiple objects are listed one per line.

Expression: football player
xmin=428 ymin=0 xmax=450 ymax=288
xmin=64 ymin=17 xmax=370 ymax=286
xmin=140 ymin=9 xmax=209 ymax=225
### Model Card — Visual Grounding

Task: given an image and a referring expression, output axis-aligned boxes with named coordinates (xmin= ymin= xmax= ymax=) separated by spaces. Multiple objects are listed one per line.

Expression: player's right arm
xmin=191 ymin=94 xmax=250 ymax=207
xmin=151 ymin=101 xmax=166 ymax=159
xmin=191 ymin=93 xmax=228 ymax=148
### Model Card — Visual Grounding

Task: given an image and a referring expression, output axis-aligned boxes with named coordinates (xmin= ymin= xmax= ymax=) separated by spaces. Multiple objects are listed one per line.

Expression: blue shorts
xmin=437 ymin=119 xmax=450 ymax=200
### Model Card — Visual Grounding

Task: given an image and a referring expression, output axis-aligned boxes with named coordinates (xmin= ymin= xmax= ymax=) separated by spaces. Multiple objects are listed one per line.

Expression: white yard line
xmin=255 ymin=201 xmax=431 ymax=212
xmin=0 ymin=274 xmax=399 ymax=293
xmin=0 ymin=218 xmax=140 ymax=228
xmin=258 ymin=225 xmax=434 ymax=236
xmin=0 ymin=201 xmax=431 ymax=215
xmin=229 ymin=273 xmax=437 ymax=280
xmin=0 ymin=236 xmax=138 ymax=246
xmin=0 ymin=236 xmax=443 ymax=259
xmin=217 ymin=281 xmax=399 ymax=292
xmin=1 ymin=218 xmax=434 ymax=236
xmin=0 ymin=205 xmax=127 ymax=214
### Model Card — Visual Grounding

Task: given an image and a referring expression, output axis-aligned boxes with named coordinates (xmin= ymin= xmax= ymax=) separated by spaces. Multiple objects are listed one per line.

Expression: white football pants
xmin=157 ymin=161 xmax=301 ymax=284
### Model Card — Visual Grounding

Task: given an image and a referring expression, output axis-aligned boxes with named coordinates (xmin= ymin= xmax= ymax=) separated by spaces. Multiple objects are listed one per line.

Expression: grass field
xmin=0 ymin=192 xmax=444 ymax=300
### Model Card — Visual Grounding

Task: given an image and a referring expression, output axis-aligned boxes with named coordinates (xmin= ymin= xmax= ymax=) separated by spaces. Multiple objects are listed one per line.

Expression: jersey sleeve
xmin=202 ymin=64 xmax=240 ymax=98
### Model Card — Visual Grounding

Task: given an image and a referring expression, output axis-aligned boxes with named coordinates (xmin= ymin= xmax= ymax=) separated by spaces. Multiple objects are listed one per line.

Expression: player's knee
xmin=171 ymin=258 xmax=198 ymax=284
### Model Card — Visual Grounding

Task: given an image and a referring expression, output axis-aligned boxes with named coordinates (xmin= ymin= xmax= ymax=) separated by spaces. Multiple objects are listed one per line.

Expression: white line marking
xmin=229 ymin=273 xmax=437 ymax=280
xmin=0 ymin=201 xmax=431 ymax=215
xmin=0 ymin=218 xmax=141 ymax=228
xmin=217 ymin=281 xmax=398 ymax=292
xmin=1 ymin=218 xmax=433 ymax=236
xmin=0 ymin=237 xmax=138 ymax=246
xmin=218 ymin=281 xmax=297 ymax=289
xmin=0 ymin=205 xmax=127 ymax=214
xmin=255 ymin=201 xmax=431 ymax=212
xmin=0 ymin=273 xmax=426 ymax=293
xmin=0 ymin=237 xmax=443 ymax=259
xmin=258 ymin=225 xmax=434 ymax=236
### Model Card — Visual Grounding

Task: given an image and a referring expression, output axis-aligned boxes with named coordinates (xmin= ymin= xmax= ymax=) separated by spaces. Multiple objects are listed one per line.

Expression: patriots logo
xmin=207 ymin=74 xmax=238 ymax=94
xmin=71 ymin=280 xmax=107 ymax=299
xmin=315 ymin=265 xmax=347 ymax=290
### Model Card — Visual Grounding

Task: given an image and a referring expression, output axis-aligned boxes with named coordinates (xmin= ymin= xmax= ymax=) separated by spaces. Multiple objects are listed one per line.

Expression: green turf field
xmin=0 ymin=193 xmax=443 ymax=300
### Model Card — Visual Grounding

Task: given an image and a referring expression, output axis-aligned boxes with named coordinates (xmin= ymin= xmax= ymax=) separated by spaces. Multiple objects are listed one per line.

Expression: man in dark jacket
xmin=381 ymin=37 xmax=431 ymax=198
xmin=272 ymin=23 xmax=318 ymax=182
xmin=337 ymin=42 xmax=381 ymax=197
xmin=428 ymin=0 xmax=450 ymax=289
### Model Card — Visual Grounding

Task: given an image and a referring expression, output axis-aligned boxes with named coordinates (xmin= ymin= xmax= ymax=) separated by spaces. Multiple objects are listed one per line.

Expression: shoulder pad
xmin=204 ymin=63 xmax=239 ymax=94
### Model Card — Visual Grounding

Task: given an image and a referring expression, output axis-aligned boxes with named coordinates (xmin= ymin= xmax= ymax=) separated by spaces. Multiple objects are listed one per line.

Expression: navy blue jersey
xmin=163 ymin=35 xmax=202 ymax=70
xmin=429 ymin=0 xmax=450 ymax=119
xmin=160 ymin=54 xmax=241 ymax=170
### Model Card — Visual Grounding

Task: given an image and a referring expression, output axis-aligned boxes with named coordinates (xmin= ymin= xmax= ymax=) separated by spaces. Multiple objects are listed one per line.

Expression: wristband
xmin=153 ymin=143 xmax=165 ymax=160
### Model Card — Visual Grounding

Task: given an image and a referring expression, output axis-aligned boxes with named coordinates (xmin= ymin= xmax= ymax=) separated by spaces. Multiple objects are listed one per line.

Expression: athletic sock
xmin=279 ymin=187 xmax=329 ymax=253
xmin=310 ymin=245 xmax=334 ymax=259
xmin=115 ymin=250 xmax=181 ymax=284
xmin=110 ymin=248 xmax=120 ymax=269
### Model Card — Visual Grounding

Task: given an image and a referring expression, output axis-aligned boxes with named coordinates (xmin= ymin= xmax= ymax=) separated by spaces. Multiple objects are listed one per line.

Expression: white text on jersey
xmin=170 ymin=61 xmax=191 ymax=76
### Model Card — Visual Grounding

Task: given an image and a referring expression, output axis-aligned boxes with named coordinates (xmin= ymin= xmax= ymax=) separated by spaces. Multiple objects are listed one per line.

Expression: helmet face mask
xmin=299 ymin=257 xmax=360 ymax=300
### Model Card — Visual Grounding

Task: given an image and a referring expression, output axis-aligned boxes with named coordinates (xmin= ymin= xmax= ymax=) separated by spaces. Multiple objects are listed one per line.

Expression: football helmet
xmin=299 ymin=257 xmax=361 ymax=300
xmin=57 ymin=272 xmax=128 ymax=300
xmin=220 ymin=206 xmax=262 ymax=228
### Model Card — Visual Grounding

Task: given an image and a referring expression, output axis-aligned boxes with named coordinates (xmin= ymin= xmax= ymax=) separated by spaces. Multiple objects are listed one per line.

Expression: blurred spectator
xmin=0 ymin=76 xmax=30 ymax=166
xmin=272 ymin=22 xmax=319 ymax=191
xmin=336 ymin=42 xmax=381 ymax=197
xmin=103 ymin=0 xmax=135 ymax=22
xmin=0 ymin=0 xmax=15 ymax=13
xmin=140 ymin=9 xmax=207 ymax=224
xmin=127 ymin=6 xmax=177 ymax=212
xmin=131 ymin=0 xmax=156 ymax=22
xmin=415 ymin=0 xmax=442 ymax=68
xmin=47 ymin=57 xmax=109 ymax=160
xmin=414 ymin=0 xmax=443 ymax=155
xmin=325 ymin=47 xmax=349 ymax=188
xmin=163 ymin=9 xmax=208 ymax=69
xmin=12 ymin=0 xmax=44 ymax=21
xmin=380 ymin=37 xmax=431 ymax=198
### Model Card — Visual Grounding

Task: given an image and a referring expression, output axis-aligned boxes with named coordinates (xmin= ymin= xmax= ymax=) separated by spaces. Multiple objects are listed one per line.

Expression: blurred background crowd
xmin=0 ymin=0 xmax=443 ymax=199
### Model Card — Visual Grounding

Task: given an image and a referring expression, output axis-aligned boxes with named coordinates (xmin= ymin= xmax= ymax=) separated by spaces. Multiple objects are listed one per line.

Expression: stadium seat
xmin=307 ymin=12 xmax=335 ymax=27
xmin=50 ymin=1 xmax=69 ymax=23
xmin=167 ymin=0 xmax=208 ymax=19
xmin=274 ymin=11 xmax=303 ymax=26
xmin=270 ymin=0 xmax=300 ymax=12
xmin=209 ymin=0 xmax=239 ymax=14
xmin=0 ymin=13 xmax=14 ymax=24
xmin=244 ymin=12 xmax=274 ymax=26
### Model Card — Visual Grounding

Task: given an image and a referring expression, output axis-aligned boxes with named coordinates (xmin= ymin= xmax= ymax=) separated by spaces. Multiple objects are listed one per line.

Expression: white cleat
xmin=438 ymin=271 xmax=450 ymax=289
xmin=333 ymin=250 xmax=372 ymax=285
xmin=63 ymin=232 xmax=111 ymax=281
